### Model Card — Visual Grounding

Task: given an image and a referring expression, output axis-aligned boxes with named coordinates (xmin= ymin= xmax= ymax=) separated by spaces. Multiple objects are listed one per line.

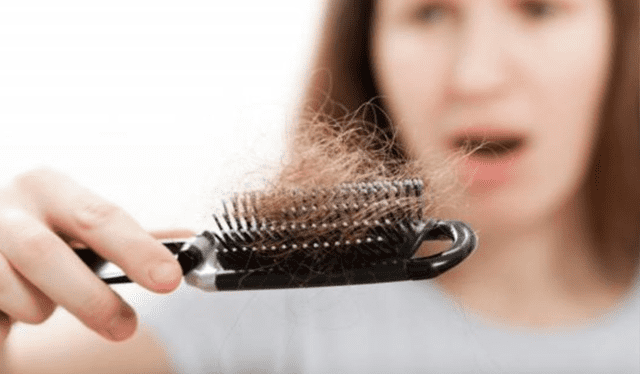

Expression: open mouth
xmin=448 ymin=127 xmax=531 ymax=188
xmin=455 ymin=137 xmax=526 ymax=158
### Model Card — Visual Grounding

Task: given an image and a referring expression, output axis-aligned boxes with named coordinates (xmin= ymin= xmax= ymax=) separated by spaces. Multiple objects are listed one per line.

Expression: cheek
xmin=372 ymin=33 xmax=453 ymax=154
xmin=529 ymin=14 xmax=611 ymax=196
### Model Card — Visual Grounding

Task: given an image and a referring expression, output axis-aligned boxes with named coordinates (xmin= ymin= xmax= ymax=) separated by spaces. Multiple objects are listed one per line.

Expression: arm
xmin=5 ymin=311 xmax=174 ymax=374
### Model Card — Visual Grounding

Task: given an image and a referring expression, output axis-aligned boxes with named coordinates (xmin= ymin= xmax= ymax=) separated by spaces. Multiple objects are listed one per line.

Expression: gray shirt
xmin=140 ymin=276 xmax=640 ymax=374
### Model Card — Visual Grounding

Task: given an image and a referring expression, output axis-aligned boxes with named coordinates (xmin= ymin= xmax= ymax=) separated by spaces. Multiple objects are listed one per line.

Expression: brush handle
xmin=405 ymin=220 xmax=476 ymax=279
xmin=74 ymin=220 xmax=476 ymax=289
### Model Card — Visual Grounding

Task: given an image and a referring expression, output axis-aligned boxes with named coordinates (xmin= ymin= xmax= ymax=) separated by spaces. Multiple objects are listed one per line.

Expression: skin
xmin=0 ymin=169 xmax=184 ymax=373
xmin=370 ymin=0 xmax=624 ymax=327
xmin=0 ymin=0 xmax=627 ymax=372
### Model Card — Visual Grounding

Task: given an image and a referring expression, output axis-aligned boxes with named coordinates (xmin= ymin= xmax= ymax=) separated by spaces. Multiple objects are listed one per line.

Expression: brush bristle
xmin=209 ymin=179 xmax=429 ymax=275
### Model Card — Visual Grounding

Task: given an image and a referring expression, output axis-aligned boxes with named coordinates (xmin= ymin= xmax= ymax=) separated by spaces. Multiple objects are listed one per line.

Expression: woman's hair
xmin=587 ymin=1 xmax=640 ymax=280
xmin=280 ymin=0 xmax=639 ymax=281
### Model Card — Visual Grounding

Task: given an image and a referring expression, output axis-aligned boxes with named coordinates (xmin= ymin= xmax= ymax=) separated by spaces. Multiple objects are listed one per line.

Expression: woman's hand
xmin=0 ymin=168 xmax=186 ymax=345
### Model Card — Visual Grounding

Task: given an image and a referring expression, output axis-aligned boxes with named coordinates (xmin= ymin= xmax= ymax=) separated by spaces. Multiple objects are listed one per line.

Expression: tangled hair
xmin=234 ymin=99 xmax=480 ymax=255
xmin=277 ymin=99 xmax=472 ymax=209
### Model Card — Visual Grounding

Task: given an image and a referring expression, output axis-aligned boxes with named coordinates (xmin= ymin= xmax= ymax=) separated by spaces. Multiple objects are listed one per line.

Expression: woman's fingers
xmin=0 ymin=209 xmax=136 ymax=341
xmin=150 ymin=228 xmax=196 ymax=240
xmin=0 ymin=168 xmax=186 ymax=341
xmin=0 ymin=252 xmax=55 ymax=325
xmin=13 ymin=169 xmax=182 ymax=294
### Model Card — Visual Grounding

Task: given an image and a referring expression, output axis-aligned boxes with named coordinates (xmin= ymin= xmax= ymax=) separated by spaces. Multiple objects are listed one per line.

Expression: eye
xmin=414 ymin=3 xmax=449 ymax=24
xmin=518 ymin=1 xmax=558 ymax=19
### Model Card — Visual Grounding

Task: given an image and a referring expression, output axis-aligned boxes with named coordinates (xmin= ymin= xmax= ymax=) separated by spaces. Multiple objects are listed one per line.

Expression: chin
xmin=461 ymin=190 xmax=554 ymax=234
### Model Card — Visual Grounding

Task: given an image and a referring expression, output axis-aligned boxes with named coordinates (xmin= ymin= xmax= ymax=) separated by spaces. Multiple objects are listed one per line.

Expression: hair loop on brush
xmin=215 ymin=102 xmax=482 ymax=261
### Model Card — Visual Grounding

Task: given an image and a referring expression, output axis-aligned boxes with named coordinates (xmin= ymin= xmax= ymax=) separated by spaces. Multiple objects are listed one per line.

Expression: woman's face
xmin=371 ymin=0 xmax=613 ymax=232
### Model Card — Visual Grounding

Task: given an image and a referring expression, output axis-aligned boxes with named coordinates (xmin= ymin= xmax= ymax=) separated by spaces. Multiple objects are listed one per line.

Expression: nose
xmin=449 ymin=9 xmax=508 ymax=101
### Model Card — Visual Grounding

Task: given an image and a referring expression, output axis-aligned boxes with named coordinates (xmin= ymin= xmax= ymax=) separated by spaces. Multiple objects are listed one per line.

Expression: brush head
xmin=80 ymin=178 xmax=475 ymax=290
xmin=208 ymin=179 xmax=433 ymax=277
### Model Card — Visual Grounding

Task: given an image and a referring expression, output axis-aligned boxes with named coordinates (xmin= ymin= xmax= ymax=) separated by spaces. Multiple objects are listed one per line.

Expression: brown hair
xmin=282 ymin=0 xmax=639 ymax=281
xmin=587 ymin=0 xmax=640 ymax=281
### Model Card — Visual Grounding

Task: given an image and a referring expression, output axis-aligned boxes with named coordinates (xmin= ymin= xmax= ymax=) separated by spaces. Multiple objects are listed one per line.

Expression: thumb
xmin=149 ymin=228 xmax=196 ymax=240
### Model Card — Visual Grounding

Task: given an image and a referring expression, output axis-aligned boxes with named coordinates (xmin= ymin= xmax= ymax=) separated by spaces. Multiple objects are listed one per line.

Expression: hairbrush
xmin=75 ymin=179 xmax=476 ymax=291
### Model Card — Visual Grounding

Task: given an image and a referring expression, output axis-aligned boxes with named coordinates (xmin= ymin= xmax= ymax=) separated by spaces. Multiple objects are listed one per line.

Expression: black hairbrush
xmin=75 ymin=179 xmax=476 ymax=291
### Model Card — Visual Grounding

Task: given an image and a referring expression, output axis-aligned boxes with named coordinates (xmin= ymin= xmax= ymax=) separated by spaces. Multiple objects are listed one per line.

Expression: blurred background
xmin=0 ymin=0 xmax=323 ymax=314
xmin=0 ymin=0 xmax=323 ymax=231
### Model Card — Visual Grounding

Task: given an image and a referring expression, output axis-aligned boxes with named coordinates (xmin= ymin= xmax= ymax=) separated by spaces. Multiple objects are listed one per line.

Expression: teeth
xmin=457 ymin=138 xmax=524 ymax=157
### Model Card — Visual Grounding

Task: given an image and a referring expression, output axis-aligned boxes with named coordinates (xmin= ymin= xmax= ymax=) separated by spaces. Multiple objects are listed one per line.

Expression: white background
xmin=0 ymin=0 xmax=325 ymax=320
xmin=0 ymin=0 xmax=324 ymax=232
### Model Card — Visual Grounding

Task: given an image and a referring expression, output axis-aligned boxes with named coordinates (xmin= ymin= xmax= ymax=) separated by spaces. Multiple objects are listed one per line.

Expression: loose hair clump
xmin=221 ymin=102 xmax=479 ymax=257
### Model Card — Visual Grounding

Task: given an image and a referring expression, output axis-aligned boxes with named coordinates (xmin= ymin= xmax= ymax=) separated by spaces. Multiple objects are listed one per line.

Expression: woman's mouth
xmin=448 ymin=126 xmax=531 ymax=191
xmin=454 ymin=137 xmax=526 ymax=158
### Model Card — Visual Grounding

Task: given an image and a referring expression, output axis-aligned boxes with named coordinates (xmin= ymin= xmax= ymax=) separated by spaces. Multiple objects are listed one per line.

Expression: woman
xmin=1 ymin=0 xmax=638 ymax=373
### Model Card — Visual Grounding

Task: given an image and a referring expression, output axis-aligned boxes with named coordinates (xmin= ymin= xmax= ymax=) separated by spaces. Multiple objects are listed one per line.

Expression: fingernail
xmin=105 ymin=304 xmax=136 ymax=341
xmin=149 ymin=261 xmax=181 ymax=287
